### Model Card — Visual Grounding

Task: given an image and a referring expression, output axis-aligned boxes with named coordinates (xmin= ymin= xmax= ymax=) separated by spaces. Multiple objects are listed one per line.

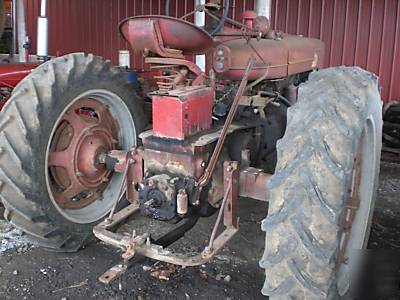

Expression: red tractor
xmin=0 ymin=3 xmax=382 ymax=299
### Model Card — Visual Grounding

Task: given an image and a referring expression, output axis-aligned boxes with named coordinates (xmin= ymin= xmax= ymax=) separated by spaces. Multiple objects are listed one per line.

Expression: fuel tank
xmin=213 ymin=32 xmax=324 ymax=80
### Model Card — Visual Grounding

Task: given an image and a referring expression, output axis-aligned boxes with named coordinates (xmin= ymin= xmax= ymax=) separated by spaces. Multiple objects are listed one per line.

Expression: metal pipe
xmin=16 ymin=0 xmax=26 ymax=62
xmin=11 ymin=0 xmax=16 ymax=57
xmin=259 ymin=91 xmax=292 ymax=107
xmin=37 ymin=0 xmax=48 ymax=57
xmin=40 ymin=0 xmax=46 ymax=16
xmin=256 ymin=0 xmax=271 ymax=18
xmin=165 ymin=0 xmax=171 ymax=16
xmin=194 ymin=0 xmax=206 ymax=71
xmin=208 ymin=181 xmax=231 ymax=251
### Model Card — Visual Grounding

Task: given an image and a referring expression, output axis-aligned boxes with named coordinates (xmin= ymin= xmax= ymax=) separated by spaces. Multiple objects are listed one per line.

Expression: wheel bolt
xmin=97 ymin=153 xmax=107 ymax=164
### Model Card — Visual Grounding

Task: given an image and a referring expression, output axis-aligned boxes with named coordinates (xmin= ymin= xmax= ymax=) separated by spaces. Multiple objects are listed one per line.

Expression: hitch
xmin=93 ymin=151 xmax=270 ymax=284
xmin=93 ymin=157 xmax=240 ymax=283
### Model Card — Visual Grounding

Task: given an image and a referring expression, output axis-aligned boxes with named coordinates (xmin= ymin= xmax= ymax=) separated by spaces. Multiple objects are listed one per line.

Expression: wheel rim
xmin=337 ymin=116 xmax=377 ymax=295
xmin=45 ymin=89 xmax=136 ymax=224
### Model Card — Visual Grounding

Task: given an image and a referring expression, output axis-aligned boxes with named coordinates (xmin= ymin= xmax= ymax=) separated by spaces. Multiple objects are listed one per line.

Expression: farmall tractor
xmin=0 ymin=3 xmax=382 ymax=299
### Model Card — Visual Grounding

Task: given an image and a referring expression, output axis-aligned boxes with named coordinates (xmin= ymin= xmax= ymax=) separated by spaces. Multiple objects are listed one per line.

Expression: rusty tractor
xmin=0 ymin=3 xmax=382 ymax=299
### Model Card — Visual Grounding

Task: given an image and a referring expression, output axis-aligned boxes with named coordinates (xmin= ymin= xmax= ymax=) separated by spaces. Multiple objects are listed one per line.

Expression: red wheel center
xmin=48 ymin=98 xmax=119 ymax=209
xmin=76 ymin=129 xmax=112 ymax=186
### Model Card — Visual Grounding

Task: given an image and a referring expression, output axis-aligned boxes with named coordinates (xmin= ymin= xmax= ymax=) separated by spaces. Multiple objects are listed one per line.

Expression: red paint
xmin=0 ymin=63 xmax=39 ymax=87
xmin=213 ymin=33 xmax=324 ymax=80
xmin=47 ymin=98 xmax=118 ymax=209
xmin=152 ymin=87 xmax=213 ymax=140
xmin=271 ymin=0 xmax=400 ymax=103
xmin=0 ymin=63 xmax=40 ymax=110
xmin=241 ymin=10 xmax=257 ymax=27
xmin=119 ymin=15 xmax=213 ymax=58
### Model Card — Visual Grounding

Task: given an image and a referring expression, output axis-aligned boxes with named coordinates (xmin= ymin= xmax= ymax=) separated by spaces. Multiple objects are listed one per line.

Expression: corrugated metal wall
xmin=271 ymin=0 xmax=400 ymax=103
xmin=24 ymin=0 xmax=255 ymax=69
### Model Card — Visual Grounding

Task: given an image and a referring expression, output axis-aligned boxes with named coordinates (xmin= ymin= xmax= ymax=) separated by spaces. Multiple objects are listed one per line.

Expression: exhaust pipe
xmin=194 ymin=0 xmax=205 ymax=71
xmin=16 ymin=0 xmax=27 ymax=62
xmin=37 ymin=0 xmax=48 ymax=57
xmin=255 ymin=0 xmax=271 ymax=18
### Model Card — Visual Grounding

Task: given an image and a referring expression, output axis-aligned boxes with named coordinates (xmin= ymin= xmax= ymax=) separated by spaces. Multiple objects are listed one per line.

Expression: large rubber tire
xmin=0 ymin=53 xmax=146 ymax=252
xmin=260 ymin=67 xmax=382 ymax=299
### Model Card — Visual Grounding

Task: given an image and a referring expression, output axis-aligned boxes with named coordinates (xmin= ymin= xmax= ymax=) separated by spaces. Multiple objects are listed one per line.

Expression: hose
xmin=165 ymin=0 xmax=171 ymax=16
xmin=165 ymin=0 xmax=229 ymax=36
xmin=210 ymin=0 xmax=230 ymax=36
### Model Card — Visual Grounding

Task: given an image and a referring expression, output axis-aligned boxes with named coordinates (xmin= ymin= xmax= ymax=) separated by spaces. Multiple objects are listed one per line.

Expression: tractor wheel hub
xmin=48 ymin=98 xmax=118 ymax=209
xmin=76 ymin=129 xmax=112 ymax=185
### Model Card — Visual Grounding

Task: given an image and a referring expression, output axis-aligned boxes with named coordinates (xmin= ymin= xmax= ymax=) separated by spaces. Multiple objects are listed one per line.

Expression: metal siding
xmin=23 ymin=0 xmax=197 ymax=68
xmin=271 ymin=0 xmax=400 ymax=103
xmin=25 ymin=0 xmax=254 ymax=69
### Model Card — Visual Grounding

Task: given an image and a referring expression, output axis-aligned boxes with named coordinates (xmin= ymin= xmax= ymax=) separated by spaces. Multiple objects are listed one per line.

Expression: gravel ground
xmin=0 ymin=160 xmax=398 ymax=300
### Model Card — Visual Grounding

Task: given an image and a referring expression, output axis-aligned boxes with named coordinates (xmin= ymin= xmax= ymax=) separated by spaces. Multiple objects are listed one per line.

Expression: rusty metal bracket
xmin=99 ymin=263 xmax=128 ymax=284
xmin=93 ymin=159 xmax=246 ymax=284
xmin=205 ymin=161 xmax=239 ymax=254
xmin=223 ymin=161 xmax=239 ymax=228
xmin=104 ymin=148 xmax=144 ymax=221
xmin=93 ymin=200 xmax=238 ymax=283
xmin=239 ymin=167 xmax=271 ymax=201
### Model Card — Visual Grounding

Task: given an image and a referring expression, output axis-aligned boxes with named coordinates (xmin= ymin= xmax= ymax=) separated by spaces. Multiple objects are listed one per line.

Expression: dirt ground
xmin=0 ymin=160 xmax=399 ymax=300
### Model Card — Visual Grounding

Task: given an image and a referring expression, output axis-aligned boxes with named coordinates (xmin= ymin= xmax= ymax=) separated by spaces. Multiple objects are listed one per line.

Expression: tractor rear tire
xmin=260 ymin=67 xmax=382 ymax=299
xmin=0 ymin=53 xmax=146 ymax=252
